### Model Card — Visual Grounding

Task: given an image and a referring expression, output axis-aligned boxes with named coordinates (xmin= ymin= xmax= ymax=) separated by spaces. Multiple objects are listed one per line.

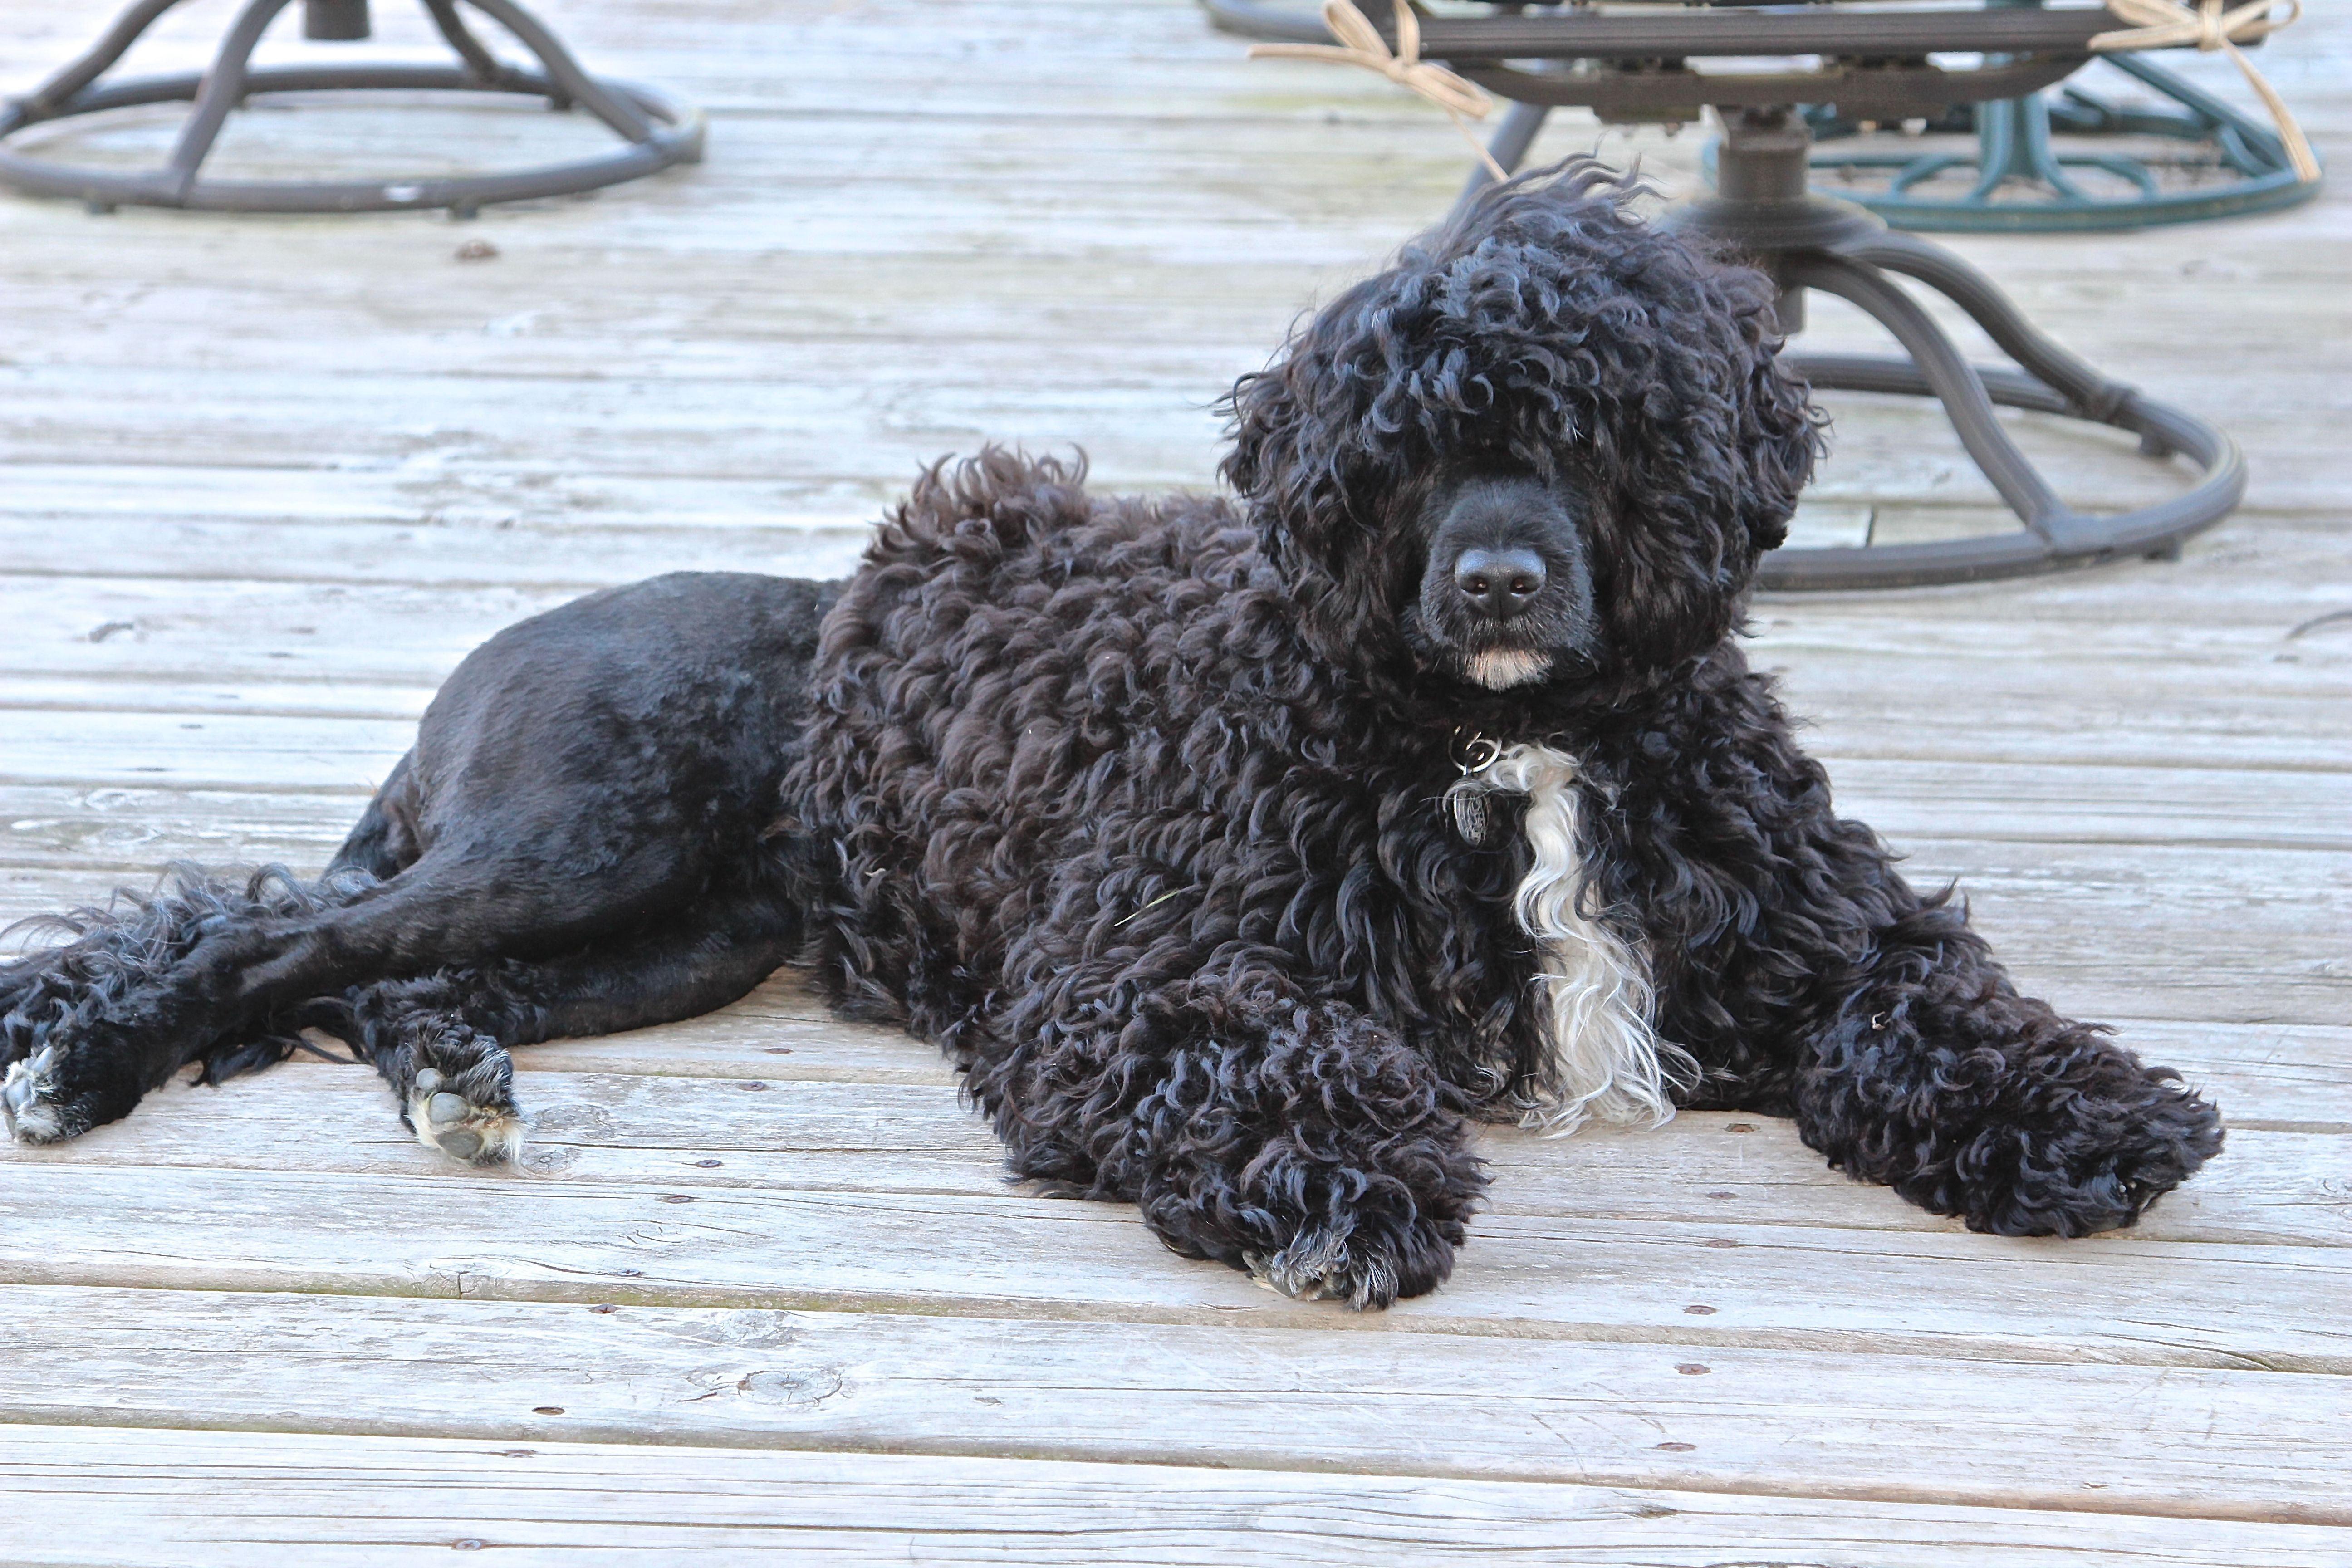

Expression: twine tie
xmin=1247 ymin=0 xmax=1508 ymax=181
xmin=2092 ymin=1 xmax=2317 ymax=182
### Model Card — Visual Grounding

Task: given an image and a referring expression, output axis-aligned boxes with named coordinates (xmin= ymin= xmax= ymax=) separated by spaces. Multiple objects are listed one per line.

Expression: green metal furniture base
xmin=1803 ymin=54 xmax=2321 ymax=233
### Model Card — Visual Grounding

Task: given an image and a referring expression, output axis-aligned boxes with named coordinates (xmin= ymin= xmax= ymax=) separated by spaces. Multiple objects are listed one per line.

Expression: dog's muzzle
xmin=1415 ymin=473 xmax=1596 ymax=690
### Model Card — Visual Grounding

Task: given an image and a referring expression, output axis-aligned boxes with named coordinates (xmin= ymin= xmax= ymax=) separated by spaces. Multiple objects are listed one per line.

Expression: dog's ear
xmin=1575 ymin=248 xmax=1826 ymax=669
xmin=1220 ymin=274 xmax=1429 ymax=665
xmin=1728 ymin=320 xmax=1824 ymax=557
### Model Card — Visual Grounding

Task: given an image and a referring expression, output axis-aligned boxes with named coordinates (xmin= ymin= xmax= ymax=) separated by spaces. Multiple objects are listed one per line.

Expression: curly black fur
xmin=0 ymin=166 xmax=2220 ymax=1304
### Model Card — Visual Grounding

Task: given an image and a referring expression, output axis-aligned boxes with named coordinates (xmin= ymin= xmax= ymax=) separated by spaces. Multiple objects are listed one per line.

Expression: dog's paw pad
xmin=0 ymin=1046 xmax=69 ymax=1145
xmin=403 ymin=1036 xmax=524 ymax=1166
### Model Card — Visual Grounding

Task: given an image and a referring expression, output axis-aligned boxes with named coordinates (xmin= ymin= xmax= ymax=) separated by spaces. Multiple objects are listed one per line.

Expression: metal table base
xmin=0 ymin=0 xmax=704 ymax=216
xmin=1212 ymin=1 xmax=2250 ymax=590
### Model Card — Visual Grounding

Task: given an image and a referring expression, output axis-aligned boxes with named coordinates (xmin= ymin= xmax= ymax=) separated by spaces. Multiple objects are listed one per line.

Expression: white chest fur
xmin=1448 ymin=742 xmax=1692 ymax=1135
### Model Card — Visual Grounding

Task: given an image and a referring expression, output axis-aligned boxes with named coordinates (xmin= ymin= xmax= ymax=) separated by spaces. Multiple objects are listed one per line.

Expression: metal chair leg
xmin=4 ymin=0 xmax=189 ymax=122
xmin=1837 ymin=230 xmax=2127 ymax=420
xmin=166 ymin=0 xmax=302 ymax=201
xmin=1756 ymin=237 xmax=2244 ymax=589
xmin=1455 ymin=100 xmax=1550 ymax=212
xmin=423 ymin=0 xmax=530 ymax=92
xmin=463 ymin=0 xmax=654 ymax=143
xmin=1783 ymin=250 xmax=2087 ymax=547
xmin=1664 ymin=108 xmax=2246 ymax=590
xmin=0 ymin=0 xmax=704 ymax=214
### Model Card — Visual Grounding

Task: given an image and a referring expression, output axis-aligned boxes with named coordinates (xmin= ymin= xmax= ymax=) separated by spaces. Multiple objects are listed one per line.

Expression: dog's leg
xmin=0 ymin=847 xmax=658 ymax=1147
xmin=335 ymin=976 xmax=529 ymax=1167
xmin=1594 ymin=655 xmax=2223 ymax=1238
xmin=5 ymin=572 xmax=828 ymax=1150
xmin=1789 ymin=904 xmax=2224 ymax=1237
xmin=985 ymin=979 xmax=1486 ymax=1310
xmin=1 ymin=866 xmax=378 ymax=1145
xmin=330 ymin=887 xmax=804 ymax=1165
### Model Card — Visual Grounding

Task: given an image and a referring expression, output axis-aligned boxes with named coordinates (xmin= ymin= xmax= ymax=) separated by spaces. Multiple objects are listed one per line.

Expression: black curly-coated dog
xmin=1 ymin=167 xmax=2221 ymax=1307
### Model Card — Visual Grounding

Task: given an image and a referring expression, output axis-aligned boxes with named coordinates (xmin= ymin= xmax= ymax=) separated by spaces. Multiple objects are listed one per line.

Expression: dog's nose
xmin=1452 ymin=548 xmax=1547 ymax=621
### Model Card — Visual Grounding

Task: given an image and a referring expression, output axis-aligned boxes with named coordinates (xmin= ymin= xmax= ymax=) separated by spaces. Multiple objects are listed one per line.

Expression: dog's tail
xmin=0 ymin=862 xmax=378 ymax=1085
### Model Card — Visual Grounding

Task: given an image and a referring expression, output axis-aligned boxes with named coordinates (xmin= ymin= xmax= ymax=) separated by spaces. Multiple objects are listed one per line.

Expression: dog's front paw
xmin=1946 ymin=1079 xmax=2224 ymax=1238
xmin=0 ymin=1046 xmax=72 ymax=1145
xmin=401 ymin=1023 xmax=524 ymax=1166
xmin=1245 ymin=1211 xmax=1456 ymax=1311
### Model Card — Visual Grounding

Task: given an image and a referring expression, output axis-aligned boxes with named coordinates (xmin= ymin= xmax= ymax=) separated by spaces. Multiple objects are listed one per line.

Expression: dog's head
xmin=1221 ymin=162 xmax=1822 ymax=695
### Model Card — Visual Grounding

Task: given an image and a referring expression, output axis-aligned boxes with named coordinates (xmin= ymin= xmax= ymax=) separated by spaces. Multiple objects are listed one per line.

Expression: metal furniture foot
xmin=0 ymin=0 xmax=704 ymax=214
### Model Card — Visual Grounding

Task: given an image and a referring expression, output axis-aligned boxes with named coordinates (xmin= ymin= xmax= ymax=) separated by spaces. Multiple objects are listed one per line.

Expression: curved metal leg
xmin=1967 ymin=91 xmax=2093 ymax=205
xmin=1761 ymin=352 xmax=2244 ymax=589
xmin=1782 ymin=249 xmax=2087 ymax=549
xmin=2102 ymin=53 xmax=2292 ymax=173
xmin=1668 ymin=103 xmax=2250 ymax=590
xmin=463 ymin=0 xmax=652 ymax=142
xmin=5 ymin=0 xmax=191 ymax=126
xmin=423 ymin=0 xmax=529 ymax=93
xmin=166 ymin=0 xmax=301 ymax=198
xmin=1756 ymin=245 xmax=2242 ymax=588
xmin=1837 ymin=229 xmax=2127 ymax=421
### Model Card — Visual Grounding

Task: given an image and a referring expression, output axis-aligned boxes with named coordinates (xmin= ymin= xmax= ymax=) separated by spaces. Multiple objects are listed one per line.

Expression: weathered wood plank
xmin=14 ymin=1062 xmax=2344 ymax=1249
xmin=10 ymin=483 xmax=2337 ymax=608
xmin=0 ymin=1288 xmax=2341 ymax=1527
xmin=0 ymin=708 xmax=415 ymax=792
xmin=3 ymin=672 xmax=2342 ymax=791
xmin=4 ymin=356 xmax=2344 ymax=509
xmin=0 ymin=908 xmax=2316 ymax=1124
xmin=1 ymin=892 xmax=2332 ymax=1123
xmin=5 ymin=563 xmax=2344 ymax=777
xmin=0 ymin=1160 xmax=2343 ymax=1372
xmin=426 ymin=976 xmax=2352 ymax=1134
xmin=2 ymin=1422 xmax=2342 ymax=1568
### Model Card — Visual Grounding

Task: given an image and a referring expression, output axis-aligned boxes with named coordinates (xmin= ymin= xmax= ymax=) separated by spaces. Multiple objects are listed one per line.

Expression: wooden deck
xmin=1 ymin=2 xmax=2347 ymax=1561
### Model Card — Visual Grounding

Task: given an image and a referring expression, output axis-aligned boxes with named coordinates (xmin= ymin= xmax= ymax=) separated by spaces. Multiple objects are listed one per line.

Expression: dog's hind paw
xmin=401 ymin=1024 xmax=524 ymax=1166
xmin=0 ymin=1046 xmax=68 ymax=1145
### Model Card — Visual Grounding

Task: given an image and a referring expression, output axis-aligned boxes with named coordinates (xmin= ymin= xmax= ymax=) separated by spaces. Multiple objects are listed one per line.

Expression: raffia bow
xmin=2092 ymin=1 xmax=2318 ymax=182
xmin=1248 ymin=0 xmax=1508 ymax=181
